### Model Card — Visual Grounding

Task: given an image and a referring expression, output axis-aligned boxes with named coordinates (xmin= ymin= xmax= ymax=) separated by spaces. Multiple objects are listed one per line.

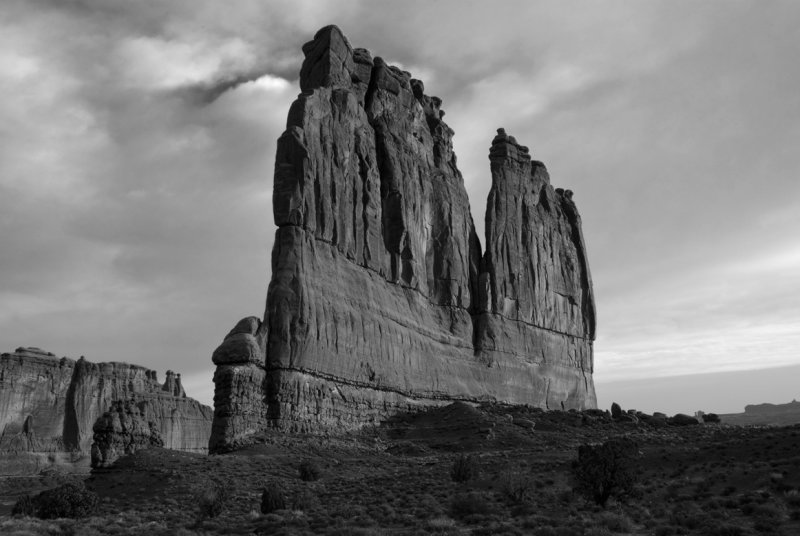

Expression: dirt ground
xmin=2 ymin=402 xmax=800 ymax=535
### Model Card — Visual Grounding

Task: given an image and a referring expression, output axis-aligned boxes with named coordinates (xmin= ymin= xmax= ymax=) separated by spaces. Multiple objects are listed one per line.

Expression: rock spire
xmin=210 ymin=26 xmax=596 ymax=452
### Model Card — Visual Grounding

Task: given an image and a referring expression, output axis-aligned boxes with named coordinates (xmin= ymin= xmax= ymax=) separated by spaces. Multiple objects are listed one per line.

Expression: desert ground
xmin=2 ymin=402 xmax=799 ymax=535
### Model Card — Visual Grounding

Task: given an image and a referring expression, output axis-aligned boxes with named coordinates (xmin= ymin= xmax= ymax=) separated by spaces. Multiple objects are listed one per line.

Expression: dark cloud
xmin=175 ymin=70 xmax=285 ymax=105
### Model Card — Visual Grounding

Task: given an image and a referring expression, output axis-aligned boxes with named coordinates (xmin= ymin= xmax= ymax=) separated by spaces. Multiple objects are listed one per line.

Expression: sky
xmin=1 ymin=0 xmax=799 ymax=416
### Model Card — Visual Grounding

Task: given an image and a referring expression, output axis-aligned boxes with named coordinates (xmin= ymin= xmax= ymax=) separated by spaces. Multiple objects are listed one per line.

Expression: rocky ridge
xmin=721 ymin=400 xmax=800 ymax=426
xmin=211 ymin=25 xmax=596 ymax=452
xmin=0 ymin=347 xmax=212 ymax=475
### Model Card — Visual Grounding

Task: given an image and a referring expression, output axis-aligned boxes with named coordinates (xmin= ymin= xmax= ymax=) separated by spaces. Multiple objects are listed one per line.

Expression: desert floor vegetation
xmin=2 ymin=403 xmax=800 ymax=535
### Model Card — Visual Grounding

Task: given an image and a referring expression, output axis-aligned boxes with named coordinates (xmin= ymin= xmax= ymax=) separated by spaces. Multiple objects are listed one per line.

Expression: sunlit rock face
xmin=0 ymin=347 xmax=212 ymax=474
xmin=210 ymin=25 xmax=596 ymax=452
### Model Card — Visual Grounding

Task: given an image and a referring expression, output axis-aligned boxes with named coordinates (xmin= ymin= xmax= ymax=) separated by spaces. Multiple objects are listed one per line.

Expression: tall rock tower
xmin=210 ymin=26 xmax=596 ymax=452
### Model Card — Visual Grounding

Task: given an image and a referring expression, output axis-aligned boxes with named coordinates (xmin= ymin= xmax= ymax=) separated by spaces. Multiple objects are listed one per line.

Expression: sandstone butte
xmin=210 ymin=25 xmax=597 ymax=453
xmin=0 ymin=347 xmax=212 ymax=475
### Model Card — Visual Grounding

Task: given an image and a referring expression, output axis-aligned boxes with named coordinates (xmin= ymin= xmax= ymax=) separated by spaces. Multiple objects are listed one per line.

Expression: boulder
xmin=512 ymin=418 xmax=536 ymax=430
xmin=668 ymin=413 xmax=700 ymax=426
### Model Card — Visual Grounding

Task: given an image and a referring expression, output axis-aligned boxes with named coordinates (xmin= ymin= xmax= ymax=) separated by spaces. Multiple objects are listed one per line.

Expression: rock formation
xmin=210 ymin=25 xmax=596 ymax=452
xmin=721 ymin=400 xmax=800 ymax=426
xmin=0 ymin=347 xmax=212 ymax=475
xmin=90 ymin=400 xmax=164 ymax=468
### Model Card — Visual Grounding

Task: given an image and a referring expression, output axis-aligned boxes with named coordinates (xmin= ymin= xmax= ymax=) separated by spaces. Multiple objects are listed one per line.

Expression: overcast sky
xmin=2 ymin=0 xmax=799 ymax=415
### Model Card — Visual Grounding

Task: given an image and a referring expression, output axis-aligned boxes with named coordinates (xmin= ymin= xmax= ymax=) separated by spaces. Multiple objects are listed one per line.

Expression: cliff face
xmin=475 ymin=130 xmax=596 ymax=410
xmin=210 ymin=26 xmax=596 ymax=451
xmin=0 ymin=347 xmax=212 ymax=475
xmin=0 ymin=348 xmax=74 ymax=457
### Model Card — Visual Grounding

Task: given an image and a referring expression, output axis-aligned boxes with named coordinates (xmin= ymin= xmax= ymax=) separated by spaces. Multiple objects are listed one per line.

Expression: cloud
xmin=1 ymin=0 xmax=799 ymax=411
xmin=0 ymin=0 xmax=309 ymax=389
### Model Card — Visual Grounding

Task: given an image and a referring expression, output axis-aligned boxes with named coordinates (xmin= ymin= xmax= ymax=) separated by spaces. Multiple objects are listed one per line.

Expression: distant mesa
xmin=209 ymin=25 xmax=597 ymax=452
xmin=0 ymin=347 xmax=212 ymax=475
xmin=721 ymin=400 xmax=800 ymax=426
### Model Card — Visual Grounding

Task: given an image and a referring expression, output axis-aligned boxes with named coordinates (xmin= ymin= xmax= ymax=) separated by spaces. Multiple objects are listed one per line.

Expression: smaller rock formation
xmin=90 ymin=401 xmax=164 ymax=468
xmin=210 ymin=317 xmax=268 ymax=453
xmin=162 ymin=370 xmax=186 ymax=397
xmin=0 ymin=347 xmax=213 ymax=474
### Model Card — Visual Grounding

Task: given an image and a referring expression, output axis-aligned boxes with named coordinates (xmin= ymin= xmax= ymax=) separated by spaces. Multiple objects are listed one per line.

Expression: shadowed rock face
xmin=210 ymin=25 xmax=596 ymax=452
xmin=0 ymin=347 xmax=212 ymax=474
xmin=91 ymin=400 xmax=169 ymax=468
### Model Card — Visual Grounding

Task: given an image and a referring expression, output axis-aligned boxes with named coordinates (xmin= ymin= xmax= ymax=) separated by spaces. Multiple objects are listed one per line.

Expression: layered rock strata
xmin=0 ymin=347 xmax=212 ymax=474
xmin=211 ymin=26 xmax=596 ymax=451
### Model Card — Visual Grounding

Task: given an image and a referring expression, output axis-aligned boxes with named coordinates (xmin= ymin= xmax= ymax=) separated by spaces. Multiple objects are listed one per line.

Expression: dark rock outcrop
xmin=668 ymin=413 xmax=700 ymax=426
xmin=210 ymin=25 xmax=597 ymax=451
xmin=210 ymin=317 xmax=268 ymax=450
xmin=90 ymin=400 xmax=164 ymax=468
xmin=0 ymin=347 xmax=212 ymax=474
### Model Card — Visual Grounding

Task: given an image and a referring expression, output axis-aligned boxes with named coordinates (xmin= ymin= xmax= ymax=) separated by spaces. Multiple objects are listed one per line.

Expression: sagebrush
xmin=261 ymin=483 xmax=286 ymax=513
xmin=450 ymin=453 xmax=478 ymax=483
xmin=197 ymin=480 xmax=229 ymax=519
xmin=13 ymin=483 xmax=98 ymax=519
xmin=572 ymin=438 xmax=639 ymax=507
xmin=299 ymin=459 xmax=322 ymax=481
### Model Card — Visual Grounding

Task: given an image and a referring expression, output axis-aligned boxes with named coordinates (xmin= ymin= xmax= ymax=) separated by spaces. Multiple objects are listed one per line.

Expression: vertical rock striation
xmin=475 ymin=130 xmax=596 ymax=410
xmin=0 ymin=347 xmax=212 ymax=474
xmin=210 ymin=26 xmax=596 ymax=451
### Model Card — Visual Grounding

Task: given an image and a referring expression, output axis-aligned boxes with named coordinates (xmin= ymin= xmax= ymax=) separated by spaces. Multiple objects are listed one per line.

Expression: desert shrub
xmin=426 ymin=516 xmax=457 ymax=533
xmin=703 ymin=413 xmax=721 ymax=423
xmin=261 ymin=484 xmax=286 ymax=514
xmin=753 ymin=517 xmax=781 ymax=533
xmin=291 ymin=488 xmax=316 ymax=511
xmin=712 ymin=524 xmax=747 ymax=536
xmin=197 ymin=480 xmax=229 ymax=520
xmin=584 ymin=528 xmax=613 ymax=536
xmin=533 ymin=527 xmax=585 ymax=536
xmin=784 ymin=489 xmax=800 ymax=507
xmin=653 ymin=527 xmax=678 ymax=536
xmin=25 ymin=483 xmax=99 ymax=519
xmin=598 ymin=511 xmax=633 ymax=532
xmin=449 ymin=492 xmax=491 ymax=519
xmin=450 ymin=453 xmax=478 ymax=483
xmin=668 ymin=504 xmax=712 ymax=531
xmin=299 ymin=459 xmax=321 ymax=481
xmin=11 ymin=494 xmax=36 ymax=516
xmin=751 ymin=502 xmax=784 ymax=518
xmin=499 ymin=471 xmax=534 ymax=504
xmin=610 ymin=402 xmax=622 ymax=419
xmin=572 ymin=438 xmax=638 ymax=507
